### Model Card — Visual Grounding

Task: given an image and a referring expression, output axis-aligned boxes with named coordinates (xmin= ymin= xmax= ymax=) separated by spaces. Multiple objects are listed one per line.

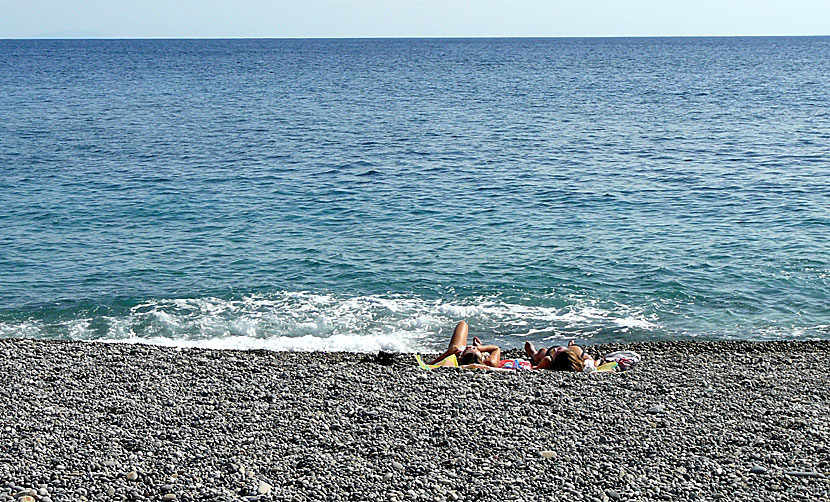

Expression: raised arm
xmin=482 ymin=347 xmax=501 ymax=367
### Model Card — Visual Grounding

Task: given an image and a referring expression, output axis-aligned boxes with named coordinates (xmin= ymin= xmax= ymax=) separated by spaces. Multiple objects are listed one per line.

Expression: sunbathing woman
xmin=431 ymin=321 xmax=530 ymax=370
xmin=524 ymin=339 xmax=597 ymax=372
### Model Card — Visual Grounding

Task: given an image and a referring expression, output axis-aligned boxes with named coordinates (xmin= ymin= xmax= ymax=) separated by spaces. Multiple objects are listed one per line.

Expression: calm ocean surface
xmin=1 ymin=37 xmax=828 ymax=352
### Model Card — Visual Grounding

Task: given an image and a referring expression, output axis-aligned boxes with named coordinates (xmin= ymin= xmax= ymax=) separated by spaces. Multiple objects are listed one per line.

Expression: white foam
xmin=0 ymin=320 xmax=42 ymax=338
xmin=97 ymin=332 xmax=417 ymax=353
xmin=438 ymin=303 xmax=483 ymax=318
xmin=615 ymin=317 xmax=658 ymax=329
xmin=0 ymin=290 xmax=670 ymax=352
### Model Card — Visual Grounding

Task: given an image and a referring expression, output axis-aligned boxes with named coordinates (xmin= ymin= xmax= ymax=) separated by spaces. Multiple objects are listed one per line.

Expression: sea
xmin=1 ymin=37 xmax=828 ymax=353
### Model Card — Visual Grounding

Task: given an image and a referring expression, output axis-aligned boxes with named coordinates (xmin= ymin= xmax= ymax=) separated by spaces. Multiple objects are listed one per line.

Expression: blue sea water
xmin=1 ymin=37 xmax=828 ymax=352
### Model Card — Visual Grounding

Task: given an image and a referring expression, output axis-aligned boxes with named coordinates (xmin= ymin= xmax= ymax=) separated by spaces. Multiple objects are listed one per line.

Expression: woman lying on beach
xmin=524 ymin=340 xmax=597 ymax=372
xmin=430 ymin=321 xmax=531 ymax=370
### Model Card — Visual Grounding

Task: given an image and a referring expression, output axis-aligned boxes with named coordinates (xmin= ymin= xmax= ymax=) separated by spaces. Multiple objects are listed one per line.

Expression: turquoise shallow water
xmin=1 ymin=37 xmax=828 ymax=351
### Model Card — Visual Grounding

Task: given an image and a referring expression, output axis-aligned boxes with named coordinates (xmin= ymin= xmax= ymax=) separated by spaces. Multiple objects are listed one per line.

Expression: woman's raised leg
xmin=448 ymin=321 xmax=469 ymax=349
xmin=430 ymin=321 xmax=470 ymax=365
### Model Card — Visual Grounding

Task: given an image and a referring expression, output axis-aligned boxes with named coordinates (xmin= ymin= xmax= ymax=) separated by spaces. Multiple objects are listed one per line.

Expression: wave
xmin=0 ymin=291 xmax=661 ymax=352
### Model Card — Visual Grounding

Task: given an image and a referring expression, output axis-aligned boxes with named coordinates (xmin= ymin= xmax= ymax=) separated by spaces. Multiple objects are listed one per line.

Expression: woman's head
xmin=549 ymin=348 xmax=585 ymax=372
xmin=459 ymin=347 xmax=483 ymax=365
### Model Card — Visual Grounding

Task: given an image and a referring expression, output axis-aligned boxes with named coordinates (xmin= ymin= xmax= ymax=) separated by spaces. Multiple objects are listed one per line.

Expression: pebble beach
xmin=2 ymin=338 xmax=829 ymax=502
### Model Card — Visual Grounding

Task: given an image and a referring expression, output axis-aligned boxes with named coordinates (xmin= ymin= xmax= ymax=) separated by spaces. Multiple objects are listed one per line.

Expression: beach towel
xmin=498 ymin=359 xmax=532 ymax=370
xmin=415 ymin=354 xmax=459 ymax=369
xmin=599 ymin=350 xmax=641 ymax=371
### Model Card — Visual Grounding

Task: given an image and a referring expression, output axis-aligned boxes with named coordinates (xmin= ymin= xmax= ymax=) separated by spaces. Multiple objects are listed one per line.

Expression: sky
xmin=1 ymin=0 xmax=828 ymax=39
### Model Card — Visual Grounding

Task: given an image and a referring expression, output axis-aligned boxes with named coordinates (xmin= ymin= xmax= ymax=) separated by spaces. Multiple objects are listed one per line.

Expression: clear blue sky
xmin=1 ymin=0 xmax=828 ymax=38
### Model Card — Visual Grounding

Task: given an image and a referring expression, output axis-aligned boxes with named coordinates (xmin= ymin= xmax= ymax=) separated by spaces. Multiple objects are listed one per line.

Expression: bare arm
xmin=534 ymin=355 xmax=553 ymax=370
xmin=483 ymin=347 xmax=501 ymax=367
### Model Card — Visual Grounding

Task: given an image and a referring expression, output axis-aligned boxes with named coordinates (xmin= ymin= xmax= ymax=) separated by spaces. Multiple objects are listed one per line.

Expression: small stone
xmin=40 ymin=497 xmax=52 ymax=502
xmin=18 ymin=497 xmax=35 ymax=502
xmin=126 ymin=471 xmax=139 ymax=481
xmin=392 ymin=461 xmax=404 ymax=471
xmin=162 ymin=495 xmax=176 ymax=501
xmin=106 ymin=487 xmax=116 ymax=496
xmin=448 ymin=491 xmax=459 ymax=501
xmin=540 ymin=451 xmax=555 ymax=458
xmin=647 ymin=405 xmax=665 ymax=414
xmin=784 ymin=471 xmax=823 ymax=478
xmin=382 ymin=473 xmax=393 ymax=482
xmin=257 ymin=481 xmax=272 ymax=495
xmin=606 ymin=490 xmax=620 ymax=500
xmin=749 ymin=466 xmax=767 ymax=474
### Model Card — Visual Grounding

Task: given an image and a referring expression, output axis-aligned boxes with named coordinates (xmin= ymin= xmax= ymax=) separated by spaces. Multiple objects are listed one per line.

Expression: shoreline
xmin=1 ymin=337 xmax=829 ymax=501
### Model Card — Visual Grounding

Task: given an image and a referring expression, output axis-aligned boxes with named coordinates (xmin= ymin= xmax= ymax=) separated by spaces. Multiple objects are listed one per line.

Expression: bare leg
xmin=448 ymin=321 xmax=469 ymax=348
xmin=430 ymin=321 xmax=469 ymax=365
xmin=524 ymin=341 xmax=548 ymax=364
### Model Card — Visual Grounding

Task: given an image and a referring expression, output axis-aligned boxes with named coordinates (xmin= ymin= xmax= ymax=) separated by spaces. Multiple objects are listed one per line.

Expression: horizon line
xmin=2 ymin=34 xmax=829 ymax=41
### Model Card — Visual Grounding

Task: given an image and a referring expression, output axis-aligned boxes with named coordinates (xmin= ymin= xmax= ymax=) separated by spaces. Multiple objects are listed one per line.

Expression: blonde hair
xmin=550 ymin=349 xmax=584 ymax=372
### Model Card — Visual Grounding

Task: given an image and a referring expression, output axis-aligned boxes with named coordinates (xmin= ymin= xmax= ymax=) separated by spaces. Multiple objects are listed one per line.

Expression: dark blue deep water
xmin=1 ymin=37 xmax=828 ymax=351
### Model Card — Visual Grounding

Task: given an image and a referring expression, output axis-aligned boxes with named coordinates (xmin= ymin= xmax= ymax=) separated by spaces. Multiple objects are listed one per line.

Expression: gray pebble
xmin=784 ymin=471 xmax=823 ymax=478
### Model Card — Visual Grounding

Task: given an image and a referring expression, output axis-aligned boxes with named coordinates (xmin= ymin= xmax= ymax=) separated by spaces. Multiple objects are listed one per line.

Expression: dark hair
xmin=549 ymin=349 xmax=584 ymax=372
xmin=460 ymin=350 xmax=483 ymax=365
